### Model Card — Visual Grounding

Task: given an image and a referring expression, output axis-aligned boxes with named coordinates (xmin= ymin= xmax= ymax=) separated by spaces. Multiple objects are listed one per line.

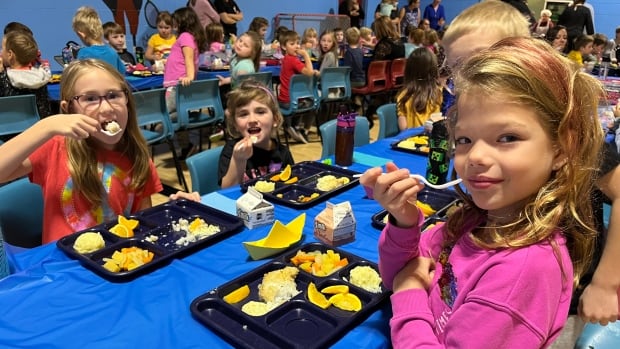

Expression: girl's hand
xmin=359 ymin=162 xmax=424 ymax=228
xmin=45 ymin=114 xmax=100 ymax=139
xmin=169 ymin=191 xmax=201 ymax=202
xmin=578 ymin=282 xmax=619 ymax=325
xmin=232 ymin=137 xmax=253 ymax=161
xmin=392 ymin=257 xmax=436 ymax=293
xmin=179 ymin=76 xmax=193 ymax=86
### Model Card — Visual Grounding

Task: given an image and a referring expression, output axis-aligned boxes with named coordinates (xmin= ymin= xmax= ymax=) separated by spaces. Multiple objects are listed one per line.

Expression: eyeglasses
xmin=70 ymin=90 xmax=128 ymax=111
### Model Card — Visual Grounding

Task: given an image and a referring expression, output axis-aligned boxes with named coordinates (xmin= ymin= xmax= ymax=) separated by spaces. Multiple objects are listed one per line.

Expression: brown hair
xmin=225 ymin=81 xmax=283 ymax=139
xmin=3 ymin=31 xmax=38 ymax=65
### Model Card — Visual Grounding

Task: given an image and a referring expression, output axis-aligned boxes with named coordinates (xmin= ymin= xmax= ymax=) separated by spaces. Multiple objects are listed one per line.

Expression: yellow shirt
xmin=147 ymin=34 xmax=177 ymax=59
xmin=396 ymin=88 xmax=442 ymax=129
xmin=567 ymin=50 xmax=583 ymax=66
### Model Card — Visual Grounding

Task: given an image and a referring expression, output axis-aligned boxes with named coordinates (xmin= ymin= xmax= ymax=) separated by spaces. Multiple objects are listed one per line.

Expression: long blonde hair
xmin=447 ymin=37 xmax=604 ymax=286
xmin=60 ymin=59 xmax=152 ymax=208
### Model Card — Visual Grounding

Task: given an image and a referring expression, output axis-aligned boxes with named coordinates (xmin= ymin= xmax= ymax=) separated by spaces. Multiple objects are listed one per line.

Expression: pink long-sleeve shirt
xmin=379 ymin=212 xmax=573 ymax=348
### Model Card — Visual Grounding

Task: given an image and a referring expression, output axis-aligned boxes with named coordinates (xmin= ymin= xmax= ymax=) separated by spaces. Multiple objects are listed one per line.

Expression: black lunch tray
xmin=56 ymin=200 xmax=244 ymax=282
xmin=190 ymin=242 xmax=390 ymax=349
xmin=240 ymin=161 xmax=360 ymax=209
xmin=390 ymin=133 xmax=430 ymax=156
xmin=371 ymin=187 xmax=462 ymax=230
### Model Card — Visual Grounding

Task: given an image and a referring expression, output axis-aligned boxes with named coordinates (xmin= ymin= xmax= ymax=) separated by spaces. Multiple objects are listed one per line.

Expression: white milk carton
xmin=314 ymin=201 xmax=356 ymax=246
xmin=236 ymin=187 xmax=274 ymax=229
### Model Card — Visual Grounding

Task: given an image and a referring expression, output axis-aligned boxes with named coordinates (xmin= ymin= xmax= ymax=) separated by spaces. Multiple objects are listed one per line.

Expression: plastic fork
xmin=353 ymin=173 xmax=462 ymax=190
xmin=101 ymin=128 xmax=122 ymax=136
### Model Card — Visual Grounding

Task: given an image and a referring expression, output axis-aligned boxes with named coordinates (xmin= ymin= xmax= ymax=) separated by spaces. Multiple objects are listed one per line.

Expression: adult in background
xmin=187 ymin=0 xmax=220 ymax=29
xmin=339 ymin=0 xmax=365 ymax=29
xmin=422 ymin=0 xmax=445 ymax=31
xmin=557 ymin=0 xmax=594 ymax=52
xmin=399 ymin=0 xmax=422 ymax=39
xmin=213 ymin=0 xmax=243 ymax=42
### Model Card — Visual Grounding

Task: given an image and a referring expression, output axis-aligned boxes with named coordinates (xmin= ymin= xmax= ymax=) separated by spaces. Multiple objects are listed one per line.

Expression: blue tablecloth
xmin=46 ymin=65 xmax=281 ymax=101
xmin=0 ymin=128 xmax=427 ymax=348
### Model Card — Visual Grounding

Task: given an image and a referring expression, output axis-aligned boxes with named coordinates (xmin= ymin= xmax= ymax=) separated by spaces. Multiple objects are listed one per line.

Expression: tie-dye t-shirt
xmin=29 ymin=136 xmax=163 ymax=243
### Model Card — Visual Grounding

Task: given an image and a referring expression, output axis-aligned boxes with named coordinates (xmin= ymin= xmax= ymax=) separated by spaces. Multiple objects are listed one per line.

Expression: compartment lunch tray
xmin=190 ymin=242 xmax=389 ymax=349
xmin=390 ymin=133 xmax=430 ymax=156
xmin=56 ymin=200 xmax=244 ymax=282
xmin=371 ymin=187 xmax=462 ymax=230
xmin=240 ymin=161 xmax=360 ymax=209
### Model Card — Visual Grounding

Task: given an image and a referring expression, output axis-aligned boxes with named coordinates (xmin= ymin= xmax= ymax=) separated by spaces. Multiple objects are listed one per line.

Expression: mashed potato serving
xmin=316 ymin=175 xmax=350 ymax=192
xmin=73 ymin=232 xmax=105 ymax=254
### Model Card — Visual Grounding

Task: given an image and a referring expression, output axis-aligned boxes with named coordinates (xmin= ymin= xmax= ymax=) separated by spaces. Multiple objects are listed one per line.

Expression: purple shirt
xmin=380 ymin=212 xmax=573 ymax=348
xmin=163 ymin=32 xmax=198 ymax=87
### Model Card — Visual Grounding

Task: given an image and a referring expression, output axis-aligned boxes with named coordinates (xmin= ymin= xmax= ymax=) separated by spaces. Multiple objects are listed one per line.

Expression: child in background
xmin=343 ymin=27 xmax=365 ymax=88
xmin=567 ymin=34 xmax=594 ymax=66
xmin=205 ymin=22 xmax=226 ymax=52
xmin=72 ymin=6 xmax=125 ymax=74
xmin=333 ymin=27 xmax=346 ymax=56
xmin=0 ymin=30 xmax=52 ymax=118
xmin=277 ymin=30 xmax=319 ymax=144
xmin=589 ymin=33 xmax=609 ymax=64
xmin=301 ymin=27 xmax=319 ymax=57
xmin=359 ymin=26 xmax=376 ymax=50
xmin=103 ymin=21 xmax=136 ymax=67
xmin=424 ymin=29 xmax=439 ymax=54
xmin=218 ymin=81 xmax=294 ymax=188
xmin=379 ymin=0 xmax=395 ymax=18
xmin=145 ymin=11 xmax=176 ymax=63
xmin=361 ymin=36 xmax=604 ymax=347
xmin=405 ymin=27 xmax=424 ymax=57
xmin=318 ymin=30 xmax=339 ymax=71
xmin=0 ymin=59 xmax=198 ymax=243
xmin=217 ymin=31 xmax=262 ymax=88
xmin=396 ymin=47 xmax=441 ymax=130
xmin=163 ymin=7 xmax=208 ymax=159
xmin=249 ymin=17 xmax=276 ymax=53
xmin=271 ymin=25 xmax=289 ymax=52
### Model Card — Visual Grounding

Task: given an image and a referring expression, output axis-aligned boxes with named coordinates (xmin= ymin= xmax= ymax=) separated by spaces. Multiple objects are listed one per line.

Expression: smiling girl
xmin=360 ymin=36 xmax=604 ymax=347
xmin=217 ymin=31 xmax=261 ymax=88
xmin=218 ymin=81 xmax=294 ymax=188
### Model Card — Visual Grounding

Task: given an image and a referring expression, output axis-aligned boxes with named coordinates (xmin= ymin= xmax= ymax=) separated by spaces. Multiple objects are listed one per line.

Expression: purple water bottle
xmin=335 ymin=108 xmax=356 ymax=166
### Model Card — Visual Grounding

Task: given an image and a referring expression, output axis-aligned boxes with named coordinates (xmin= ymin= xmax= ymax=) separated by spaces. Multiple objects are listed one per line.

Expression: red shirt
xmin=29 ymin=137 xmax=163 ymax=243
xmin=278 ymin=54 xmax=307 ymax=104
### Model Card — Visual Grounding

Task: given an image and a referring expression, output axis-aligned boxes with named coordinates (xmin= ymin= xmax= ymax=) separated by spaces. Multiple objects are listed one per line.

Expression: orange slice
xmin=329 ymin=293 xmax=362 ymax=312
xmin=284 ymin=176 xmax=298 ymax=184
xmin=321 ymin=285 xmax=349 ymax=294
xmin=280 ymin=165 xmax=292 ymax=181
xmin=223 ymin=284 xmax=250 ymax=304
xmin=109 ymin=224 xmax=133 ymax=238
xmin=119 ymin=215 xmax=139 ymax=230
xmin=307 ymin=282 xmax=330 ymax=309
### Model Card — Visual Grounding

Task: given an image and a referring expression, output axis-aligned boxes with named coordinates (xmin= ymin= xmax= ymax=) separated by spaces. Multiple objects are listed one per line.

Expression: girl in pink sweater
xmin=360 ymin=36 xmax=604 ymax=348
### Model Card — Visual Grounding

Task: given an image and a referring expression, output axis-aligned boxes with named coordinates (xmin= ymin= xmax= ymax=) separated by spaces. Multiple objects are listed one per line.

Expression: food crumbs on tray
xmin=73 ymin=232 xmax=105 ymax=254
xmin=172 ymin=218 xmax=221 ymax=246
xmin=144 ymin=235 xmax=159 ymax=243
xmin=241 ymin=266 xmax=300 ymax=316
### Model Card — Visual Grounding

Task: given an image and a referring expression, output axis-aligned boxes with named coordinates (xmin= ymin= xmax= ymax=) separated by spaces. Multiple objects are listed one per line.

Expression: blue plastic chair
xmin=0 ymin=177 xmax=43 ymax=248
xmin=133 ymin=88 xmax=189 ymax=192
xmin=377 ymin=103 xmax=399 ymax=139
xmin=235 ymin=71 xmax=273 ymax=90
xmin=185 ymin=146 xmax=224 ymax=195
xmin=0 ymin=94 xmax=41 ymax=139
xmin=176 ymin=79 xmax=225 ymax=149
xmin=318 ymin=116 xmax=370 ymax=160
xmin=319 ymin=66 xmax=352 ymax=104
xmin=279 ymin=74 xmax=320 ymax=144
xmin=575 ymin=321 xmax=620 ymax=349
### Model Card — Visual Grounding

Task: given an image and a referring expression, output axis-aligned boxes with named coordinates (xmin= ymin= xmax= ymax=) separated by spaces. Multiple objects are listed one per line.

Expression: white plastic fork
xmin=353 ymin=173 xmax=462 ymax=190
xmin=101 ymin=128 xmax=122 ymax=136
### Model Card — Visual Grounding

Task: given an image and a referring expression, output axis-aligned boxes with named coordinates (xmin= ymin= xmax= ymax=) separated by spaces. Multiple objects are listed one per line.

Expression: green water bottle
xmin=426 ymin=119 xmax=450 ymax=185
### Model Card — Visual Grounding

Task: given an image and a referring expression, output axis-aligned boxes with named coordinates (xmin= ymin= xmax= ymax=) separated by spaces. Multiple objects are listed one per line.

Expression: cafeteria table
xmin=46 ymin=65 xmax=282 ymax=101
xmin=0 ymin=128 xmax=429 ymax=348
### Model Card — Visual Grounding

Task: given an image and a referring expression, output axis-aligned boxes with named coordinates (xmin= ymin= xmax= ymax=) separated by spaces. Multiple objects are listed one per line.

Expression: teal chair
xmin=376 ymin=103 xmax=399 ymax=139
xmin=279 ymin=74 xmax=320 ymax=145
xmin=319 ymin=66 xmax=352 ymax=104
xmin=0 ymin=94 xmax=41 ymax=140
xmin=236 ymin=71 xmax=273 ymax=89
xmin=575 ymin=321 xmax=620 ymax=349
xmin=0 ymin=177 xmax=43 ymax=248
xmin=185 ymin=146 xmax=224 ymax=195
xmin=176 ymin=79 xmax=225 ymax=150
xmin=134 ymin=88 xmax=188 ymax=192
xmin=318 ymin=116 xmax=370 ymax=160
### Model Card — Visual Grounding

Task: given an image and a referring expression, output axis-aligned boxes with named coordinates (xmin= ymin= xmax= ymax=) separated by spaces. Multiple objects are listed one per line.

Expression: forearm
xmin=220 ymin=158 xmax=246 ymax=188
xmin=0 ymin=118 xmax=53 ymax=183
xmin=591 ymin=198 xmax=620 ymax=290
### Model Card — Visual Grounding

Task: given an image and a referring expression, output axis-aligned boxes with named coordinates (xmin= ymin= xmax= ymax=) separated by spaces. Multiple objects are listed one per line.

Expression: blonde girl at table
xmin=163 ymin=7 xmax=208 ymax=160
xmin=360 ymin=36 xmax=604 ymax=348
xmin=0 ymin=59 xmax=198 ymax=244
xmin=216 ymin=31 xmax=261 ymax=88
xmin=218 ymin=81 xmax=294 ymax=188
xmin=395 ymin=47 xmax=441 ymax=131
